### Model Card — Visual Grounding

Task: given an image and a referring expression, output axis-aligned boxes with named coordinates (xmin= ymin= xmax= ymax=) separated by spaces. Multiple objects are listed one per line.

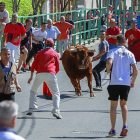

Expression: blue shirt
xmin=99 ymin=40 xmax=109 ymax=62
xmin=65 ymin=20 xmax=74 ymax=35
xmin=0 ymin=61 xmax=12 ymax=82
xmin=46 ymin=26 xmax=60 ymax=39
xmin=0 ymin=126 xmax=25 ymax=140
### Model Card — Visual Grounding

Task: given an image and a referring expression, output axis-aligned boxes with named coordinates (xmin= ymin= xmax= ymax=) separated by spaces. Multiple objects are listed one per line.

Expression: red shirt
xmin=4 ymin=22 xmax=26 ymax=46
xmin=53 ymin=21 xmax=72 ymax=40
xmin=125 ymin=28 xmax=140 ymax=46
xmin=31 ymin=48 xmax=60 ymax=74
xmin=86 ymin=13 xmax=94 ymax=23
xmin=106 ymin=26 xmax=120 ymax=44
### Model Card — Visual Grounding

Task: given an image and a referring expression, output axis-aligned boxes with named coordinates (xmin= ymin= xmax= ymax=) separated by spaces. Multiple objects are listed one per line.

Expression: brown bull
xmin=62 ymin=45 xmax=95 ymax=97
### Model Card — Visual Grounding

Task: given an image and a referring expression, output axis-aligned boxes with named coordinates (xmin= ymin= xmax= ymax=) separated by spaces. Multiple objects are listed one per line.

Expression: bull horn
xmin=69 ymin=48 xmax=77 ymax=52
xmin=88 ymin=49 xmax=96 ymax=52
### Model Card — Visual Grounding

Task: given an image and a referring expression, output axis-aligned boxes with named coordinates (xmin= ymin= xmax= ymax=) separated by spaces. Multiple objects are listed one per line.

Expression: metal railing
xmin=2 ymin=0 xmax=140 ymax=52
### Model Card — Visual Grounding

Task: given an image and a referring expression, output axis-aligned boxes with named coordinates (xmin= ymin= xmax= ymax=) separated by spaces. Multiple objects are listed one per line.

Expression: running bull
xmin=62 ymin=45 xmax=96 ymax=97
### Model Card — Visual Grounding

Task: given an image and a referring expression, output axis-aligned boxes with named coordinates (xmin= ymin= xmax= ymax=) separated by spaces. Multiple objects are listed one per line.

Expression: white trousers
xmin=29 ymin=73 xmax=60 ymax=113
xmin=7 ymin=42 xmax=20 ymax=63
xmin=58 ymin=39 xmax=68 ymax=58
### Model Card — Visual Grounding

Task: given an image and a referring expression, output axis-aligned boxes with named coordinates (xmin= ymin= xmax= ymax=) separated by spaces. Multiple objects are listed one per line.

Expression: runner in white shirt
xmin=26 ymin=22 xmax=47 ymax=65
xmin=0 ymin=2 xmax=10 ymax=52
xmin=106 ymin=34 xmax=138 ymax=137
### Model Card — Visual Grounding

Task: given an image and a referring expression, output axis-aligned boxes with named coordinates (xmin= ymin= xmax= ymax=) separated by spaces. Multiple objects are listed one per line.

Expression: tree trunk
xmin=12 ymin=0 xmax=21 ymax=13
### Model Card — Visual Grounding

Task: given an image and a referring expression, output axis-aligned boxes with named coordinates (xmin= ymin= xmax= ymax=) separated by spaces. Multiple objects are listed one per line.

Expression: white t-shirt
xmin=32 ymin=29 xmax=47 ymax=44
xmin=0 ymin=131 xmax=26 ymax=140
xmin=107 ymin=46 xmax=136 ymax=86
xmin=0 ymin=9 xmax=10 ymax=24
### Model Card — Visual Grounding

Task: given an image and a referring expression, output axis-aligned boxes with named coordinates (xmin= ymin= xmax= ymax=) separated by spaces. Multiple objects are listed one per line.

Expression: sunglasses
xmin=0 ymin=7 xmax=4 ymax=9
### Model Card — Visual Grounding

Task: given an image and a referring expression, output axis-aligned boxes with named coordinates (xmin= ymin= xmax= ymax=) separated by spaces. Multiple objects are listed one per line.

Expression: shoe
xmin=21 ymin=67 xmax=26 ymax=72
xmin=23 ymin=63 xmax=28 ymax=69
xmin=26 ymin=108 xmax=33 ymax=116
xmin=120 ymin=125 xmax=128 ymax=137
xmin=53 ymin=112 xmax=62 ymax=119
xmin=93 ymin=86 xmax=102 ymax=91
xmin=17 ymin=69 xmax=21 ymax=74
xmin=108 ymin=129 xmax=116 ymax=136
xmin=51 ymin=109 xmax=62 ymax=119
xmin=26 ymin=106 xmax=38 ymax=116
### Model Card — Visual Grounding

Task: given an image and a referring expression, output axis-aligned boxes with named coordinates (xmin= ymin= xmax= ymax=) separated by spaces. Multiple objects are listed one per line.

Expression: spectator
xmin=125 ymin=19 xmax=140 ymax=48
xmin=101 ymin=14 xmax=107 ymax=32
xmin=0 ymin=101 xmax=26 ymax=140
xmin=0 ymin=2 xmax=10 ymax=52
xmin=3 ymin=13 xmax=27 ymax=63
xmin=53 ymin=16 xmax=73 ymax=59
xmin=17 ymin=18 xmax=33 ymax=74
xmin=107 ymin=34 xmax=138 ymax=136
xmin=65 ymin=13 xmax=75 ymax=48
xmin=92 ymin=30 xmax=109 ymax=91
xmin=106 ymin=5 xmax=113 ymax=22
xmin=112 ymin=11 xmax=120 ymax=27
xmin=26 ymin=38 xmax=62 ymax=119
xmin=26 ymin=22 xmax=47 ymax=65
xmin=86 ymin=10 xmax=99 ymax=39
xmin=106 ymin=19 xmax=120 ymax=50
xmin=0 ymin=47 xmax=22 ymax=102
xmin=46 ymin=19 xmax=60 ymax=44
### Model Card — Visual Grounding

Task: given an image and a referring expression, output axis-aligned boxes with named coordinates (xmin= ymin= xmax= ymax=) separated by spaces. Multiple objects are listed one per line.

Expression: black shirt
xmin=21 ymin=26 xmax=32 ymax=47
xmin=65 ymin=20 xmax=74 ymax=35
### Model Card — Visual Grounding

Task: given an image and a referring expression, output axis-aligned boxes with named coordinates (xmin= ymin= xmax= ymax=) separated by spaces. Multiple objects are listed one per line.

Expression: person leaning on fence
xmin=17 ymin=18 xmax=33 ymax=74
xmin=0 ymin=101 xmax=26 ymax=140
xmin=106 ymin=34 xmax=138 ymax=137
xmin=106 ymin=19 xmax=120 ymax=50
xmin=2 ymin=13 xmax=27 ymax=63
xmin=53 ymin=16 xmax=74 ymax=60
xmin=45 ymin=19 xmax=61 ymax=44
xmin=65 ymin=13 xmax=75 ymax=48
xmin=0 ymin=47 xmax=22 ymax=102
xmin=92 ymin=30 xmax=109 ymax=91
xmin=0 ymin=2 xmax=10 ymax=52
xmin=26 ymin=38 xmax=62 ymax=119
xmin=26 ymin=22 xmax=47 ymax=65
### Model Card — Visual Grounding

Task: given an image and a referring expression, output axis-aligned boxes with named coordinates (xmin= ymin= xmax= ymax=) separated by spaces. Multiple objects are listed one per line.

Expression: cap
xmin=131 ymin=18 xmax=137 ymax=23
xmin=110 ymin=19 xmax=117 ymax=23
xmin=45 ymin=38 xmax=54 ymax=46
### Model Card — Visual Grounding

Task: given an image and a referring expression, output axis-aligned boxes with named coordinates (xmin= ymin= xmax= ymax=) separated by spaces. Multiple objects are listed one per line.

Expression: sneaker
xmin=93 ymin=86 xmax=102 ymax=91
xmin=21 ymin=67 xmax=26 ymax=72
xmin=53 ymin=112 xmax=62 ymax=119
xmin=108 ymin=129 xmax=116 ymax=136
xmin=26 ymin=106 xmax=38 ymax=116
xmin=17 ymin=69 xmax=21 ymax=74
xmin=120 ymin=125 xmax=128 ymax=137
xmin=26 ymin=108 xmax=33 ymax=116
xmin=23 ymin=63 xmax=28 ymax=69
xmin=51 ymin=109 xmax=62 ymax=119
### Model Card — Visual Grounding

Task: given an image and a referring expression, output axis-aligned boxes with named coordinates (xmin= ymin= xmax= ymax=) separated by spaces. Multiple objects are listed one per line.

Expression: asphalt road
xmin=14 ymin=43 xmax=140 ymax=140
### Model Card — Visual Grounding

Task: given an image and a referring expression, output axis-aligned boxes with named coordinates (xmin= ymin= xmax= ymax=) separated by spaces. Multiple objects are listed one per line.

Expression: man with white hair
xmin=0 ymin=100 xmax=25 ymax=140
xmin=54 ymin=16 xmax=74 ymax=59
xmin=46 ymin=19 xmax=60 ymax=43
xmin=3 ymin=13 xmax=27 ymax=63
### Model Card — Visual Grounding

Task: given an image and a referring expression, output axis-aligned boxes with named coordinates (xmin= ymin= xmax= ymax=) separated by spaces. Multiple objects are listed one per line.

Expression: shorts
xmin=0 ymin=92 xmax=15 ymax=102
xmin=107 ymin=85 xmax=130 ymax=101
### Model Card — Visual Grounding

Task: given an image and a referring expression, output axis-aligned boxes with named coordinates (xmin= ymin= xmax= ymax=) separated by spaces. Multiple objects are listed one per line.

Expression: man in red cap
xmin=26 ymin=38 xmax=62 ymax=119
